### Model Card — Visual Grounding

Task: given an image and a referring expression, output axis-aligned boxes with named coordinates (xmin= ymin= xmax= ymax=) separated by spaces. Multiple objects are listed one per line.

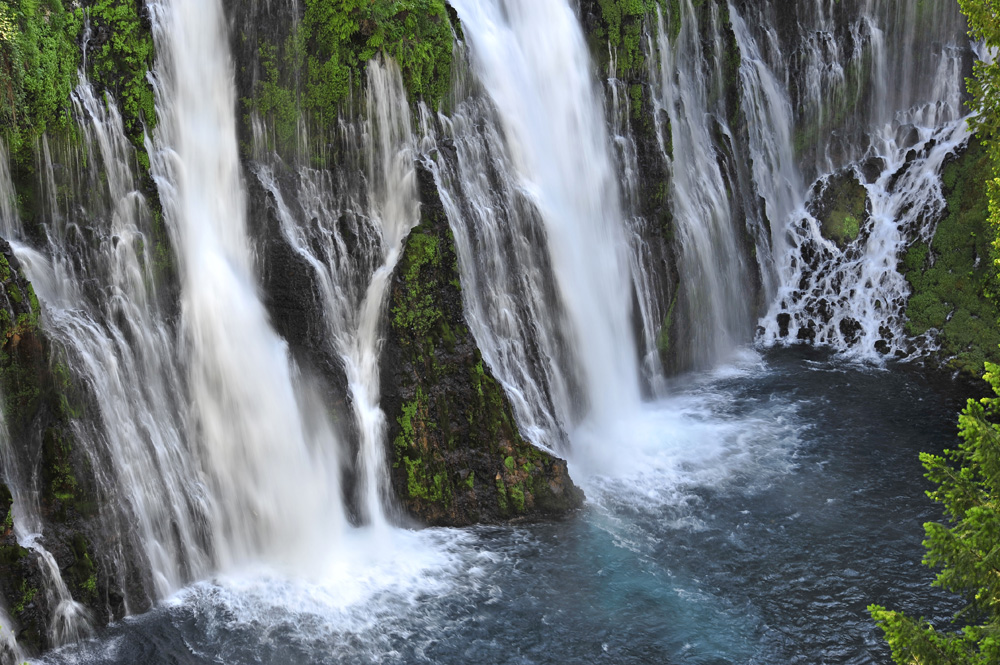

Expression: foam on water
xmin=576 ymin=351 xmax=802 ymax=525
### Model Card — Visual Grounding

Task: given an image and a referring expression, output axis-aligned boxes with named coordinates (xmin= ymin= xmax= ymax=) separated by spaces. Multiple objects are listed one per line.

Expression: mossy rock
xmin=902 ymin=138 xmax=1000 ymax=376
xmin=808 ymin=168 xmax=868 ymax=247
xmin=233 ymin=0 xmax=456 ymax=159
xmin=381 ymin=163 xmax=584 ymax=526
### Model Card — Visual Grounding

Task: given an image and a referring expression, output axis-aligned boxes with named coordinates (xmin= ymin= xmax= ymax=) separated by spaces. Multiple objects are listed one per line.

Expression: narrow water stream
xmin=35 ymin=347 xmax=964 ymax=665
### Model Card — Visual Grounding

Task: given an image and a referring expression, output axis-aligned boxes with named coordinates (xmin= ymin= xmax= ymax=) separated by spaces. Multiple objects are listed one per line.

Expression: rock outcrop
xmin=381 ymin=164 xmax=584 ymax=526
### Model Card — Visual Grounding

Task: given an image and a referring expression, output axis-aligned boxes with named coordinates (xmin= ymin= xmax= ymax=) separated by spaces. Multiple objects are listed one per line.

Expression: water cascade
xmin=1 ymin=66 xmax=201 ymax=636
xmin=0 ymin=396 xmax=91 ymax=647
xmin=604 ymin=57 xmax=673 ymax=394
xmin=440 ymin=0 xmax=643 ymax=466
xmin=735 ymin=0 xmax=974 ymax=355
xmin=0 ymin=0 xmax=991 ymax=661
xmin=146 ymin=0 xmax=343 ymax=566
xmin=647 ymin=1 xmax=760 ymax=368
xmin=250 ymin=59 xmax=420 ymax=526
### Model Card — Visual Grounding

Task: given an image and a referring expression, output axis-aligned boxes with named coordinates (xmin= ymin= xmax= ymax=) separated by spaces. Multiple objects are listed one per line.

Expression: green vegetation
xmin=86 ymin=0 xmax=157 ymax=167
xmin=957 ymin=2 xmax=1000 ymax=297
xmin=870 ymin=3 xmax=1000 ymax=663
xmin=869 ymin=365 xmax=1000 ymax=664
xmin=815 ymin=172 xmax=867 ymax=247
xmin=903 ymin=140 xmax=1000 ymax=375
xmin=11 ymin=579 xmax=36 ymax=617
xmin=67 ymin=533 xmax=98 ymax=603
xmin=591 ymin=0 xmax=661 ymax=77
xmin=656 ymin=292 xmax=678 ymax=355
xmin=0 ymin=253 xmax=43 ymax=438
xmin=250 ymin=0 xmax=455 ymax=155
xmin=0 ymin=0 xmax=82 ymax=162
xmin=391 ymin=232 xmax=443 ymax=339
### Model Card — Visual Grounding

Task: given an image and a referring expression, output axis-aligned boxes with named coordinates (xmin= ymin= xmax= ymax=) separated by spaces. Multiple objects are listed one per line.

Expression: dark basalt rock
xmin=380 ymin=163 xmax=584 ymax=526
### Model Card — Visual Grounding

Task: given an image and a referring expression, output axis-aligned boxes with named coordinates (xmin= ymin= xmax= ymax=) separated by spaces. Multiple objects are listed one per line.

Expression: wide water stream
xmin=35 ymin=347 xmax=965 ymax=665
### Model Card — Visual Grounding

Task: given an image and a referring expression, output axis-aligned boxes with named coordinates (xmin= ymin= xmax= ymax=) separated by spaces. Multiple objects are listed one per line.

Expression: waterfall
xmin=0 ymin=602 xmax=24 ymax=665
xmin=442 ymin=0 xmax=642 ymax=467
xmin=146 ymin=0 xmax=343 ymax=567
xmin=604 ymin=58 xmax=672 ymax=395
xmin=250 ymin=58 xmax=420 ymax=527
xmin=647 ymin=1 xmax=758 ymax=368
xmin=0 ymin=143 xmax=15 ymax=241
xmin=733 ymin=0 xmax=974 ymax=356
xmin=0 ymin=387 xmax=91 ymax=648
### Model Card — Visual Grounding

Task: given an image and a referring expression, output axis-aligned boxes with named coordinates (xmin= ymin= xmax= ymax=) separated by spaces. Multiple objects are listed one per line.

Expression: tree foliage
xmin=0 ymin=0 xmax=81 ymax=160
xmin=871 ymin=364 xmax=1000 ymax=663
xmin=869 ymin=364 xmax=1000 ymax=664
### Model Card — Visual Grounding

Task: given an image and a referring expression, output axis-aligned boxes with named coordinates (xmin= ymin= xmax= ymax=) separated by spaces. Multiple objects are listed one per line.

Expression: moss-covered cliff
xmin=231 ymin=0 xmax=457 ymax=159
xmin=902 ymin=138 xmax=1000 ymax=376
xmin=381 ymin=164 xmax=584 ymax=525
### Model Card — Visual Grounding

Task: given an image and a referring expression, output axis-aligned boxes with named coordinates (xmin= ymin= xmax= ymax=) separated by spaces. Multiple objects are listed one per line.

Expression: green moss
xmin=253 ymin=38 xmax=302 ymax=154
xmin=11 ymin=579 xmax=36 ymax=617
xmin=903 ymin=139 xmax=1000 ymax=375
xmin=249 ymin=0 xmax=454 ymax=155
xmin=0 ymin=0 xmax=82 ymax=163
xmin=508 ymin=482 xmax=525 ymax=513
xmin=67 ymin=533 xmax=97 ymax=603
xmin=404 ymin=457 xmax=448 ymax=502
xmin=392 ymin=231 xmax=443 ymax=338
xmin=818 ymin=175 xmax=867 ymax=246
xmin=44 ymin=426 xmax=78 ymax=504
xmin=392 ymin=390 xmax=422 ymax=467
xmin=85 ymin=0 xmax=157 ymax=164
xmin=0 ymin=543 xmax=28 ymax=565
xmin=591 ymin=0 xmax=663 ymax=78
xmin=656 ymin=292 xmax=678 ymax=355
xmin=494 ymin=474 xmax=509 ymax=514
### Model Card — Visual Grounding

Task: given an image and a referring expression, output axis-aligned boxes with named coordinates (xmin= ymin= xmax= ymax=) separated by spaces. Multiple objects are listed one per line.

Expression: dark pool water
xmin=38 ymin=347 xmax=971 ymax=665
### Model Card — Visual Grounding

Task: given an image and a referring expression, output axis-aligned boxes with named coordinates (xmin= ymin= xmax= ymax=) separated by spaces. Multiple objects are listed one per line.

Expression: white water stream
xmin=442 ymin=0 xmax=643 ymax=471
xmin=146 ymin=0 xmax=344 ymax=568
xmin=251 ymin=59 xmax=419 ymax=527
xmin=648 ymin=1 xmax=757 ymax=368
xmin=733 ymin=0 xmax=973 ymax=355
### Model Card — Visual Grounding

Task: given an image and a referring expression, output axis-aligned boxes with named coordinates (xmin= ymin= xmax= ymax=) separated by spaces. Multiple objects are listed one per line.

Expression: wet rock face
xmin=807 ymin=169 xmax=869 ymax=248
xmin=0 ymin=240 xmax=137 ymax=655
xmin=380 ymin=163 xmax=584 ymax=527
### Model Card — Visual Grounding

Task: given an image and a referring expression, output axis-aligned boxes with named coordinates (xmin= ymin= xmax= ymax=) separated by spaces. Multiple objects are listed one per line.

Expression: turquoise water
xmin=38 ymin=348 xmax=965 ymax=665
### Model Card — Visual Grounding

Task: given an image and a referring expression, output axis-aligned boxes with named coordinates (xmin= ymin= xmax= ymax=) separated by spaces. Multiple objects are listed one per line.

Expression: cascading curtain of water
xmin=0 ymin=65 xmax=206 ymax=640
xmin=440 ymin=0 xmax=643 ymax=470
xmin=0 ymin=0 xmax=988 ymax=656
xmin=250 ymin=58 xmax=420 ymax=528
xmin=604 ymin=56 xmax=672 ymax=396
xmin=734 ymin=0 xmax=974 ymax=356
xmin=647 ymin=0 xmax=758 ymax=369
xmin=146 ymin=0 xmax=345 ymax=569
